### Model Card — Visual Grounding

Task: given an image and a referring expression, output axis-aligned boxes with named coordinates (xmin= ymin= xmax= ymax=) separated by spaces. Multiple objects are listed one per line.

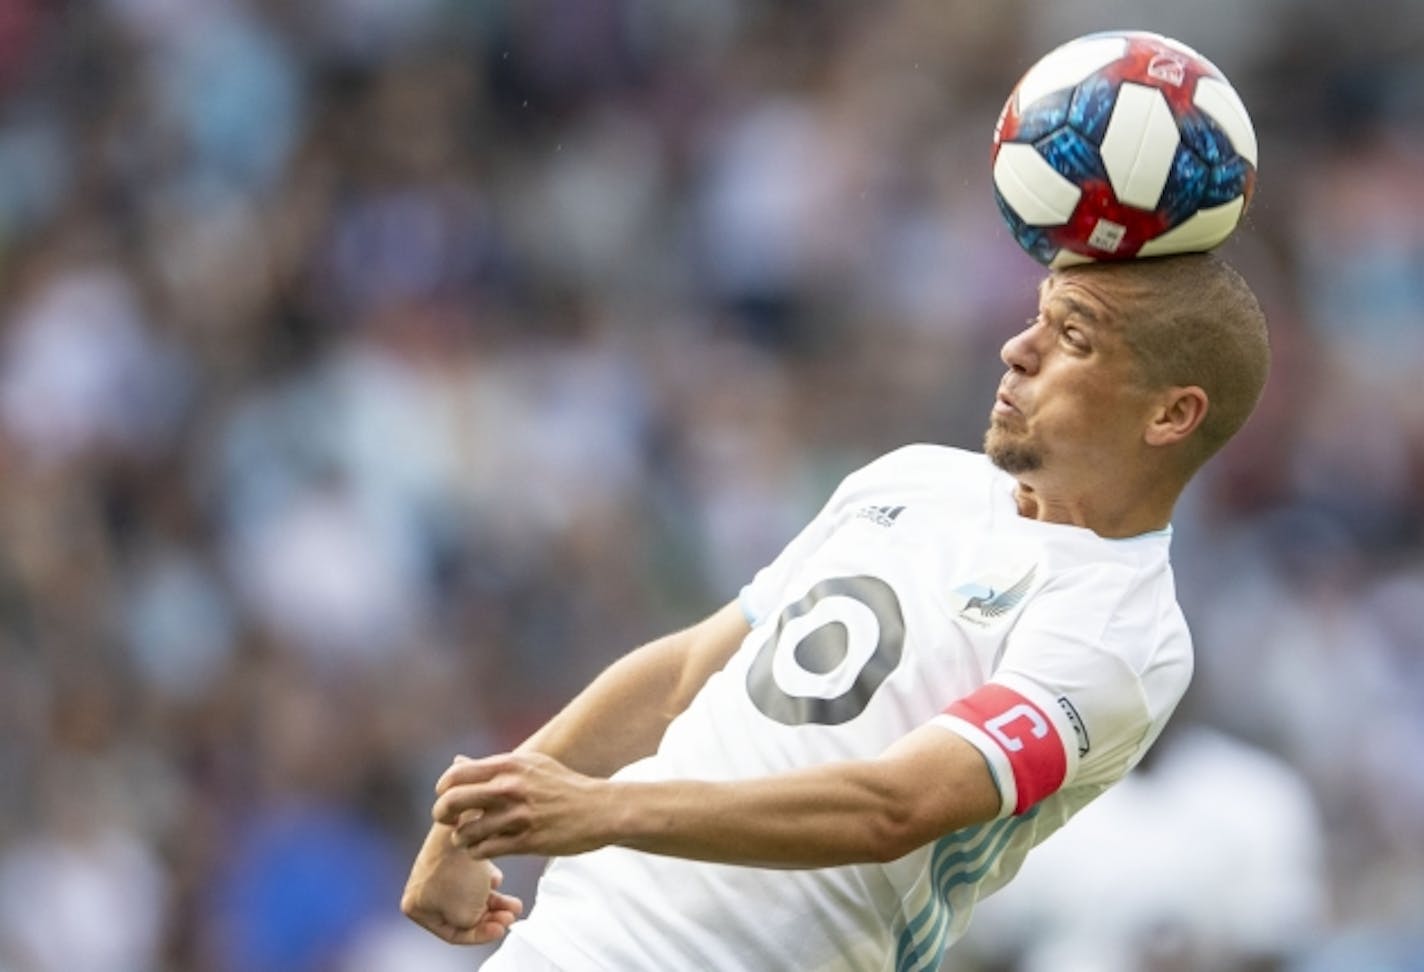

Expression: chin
xmin=985 ymin=427 xmax=1042 ymax=475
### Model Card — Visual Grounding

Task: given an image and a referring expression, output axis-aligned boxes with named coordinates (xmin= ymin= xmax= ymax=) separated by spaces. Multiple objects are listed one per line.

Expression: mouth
xmin=993 ymin=390 xmax=1021 ymax=418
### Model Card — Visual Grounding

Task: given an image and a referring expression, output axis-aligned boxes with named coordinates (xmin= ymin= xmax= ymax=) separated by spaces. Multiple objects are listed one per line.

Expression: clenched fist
xmin=401 ymin=823 xmax=523 ymax=945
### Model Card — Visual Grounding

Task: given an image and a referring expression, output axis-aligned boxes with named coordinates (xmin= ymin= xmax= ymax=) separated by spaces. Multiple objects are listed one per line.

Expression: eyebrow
xmin=1040 ymin=294 xmax=1102 ymax=327
xmin=1059 ymin=297 xmax=1100 ymax=324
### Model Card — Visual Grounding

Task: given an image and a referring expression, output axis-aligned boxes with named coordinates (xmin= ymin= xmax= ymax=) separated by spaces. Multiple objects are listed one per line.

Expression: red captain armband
xmin=946 ymin=683 xmax=1068 ymax=815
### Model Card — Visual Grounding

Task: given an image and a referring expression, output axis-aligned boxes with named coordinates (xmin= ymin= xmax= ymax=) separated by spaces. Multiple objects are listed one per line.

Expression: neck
xmin=1011 ymin=477 xmax=1180 ymax=538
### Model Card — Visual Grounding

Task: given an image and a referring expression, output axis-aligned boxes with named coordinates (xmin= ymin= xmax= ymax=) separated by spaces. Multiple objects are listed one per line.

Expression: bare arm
xmin=434 ymin=722 xmax=1003 ymax=868
xmin=403 ymin=600 xmax=749 ymax=941
xmin=518 ymin=599 xmax=751 ymax=776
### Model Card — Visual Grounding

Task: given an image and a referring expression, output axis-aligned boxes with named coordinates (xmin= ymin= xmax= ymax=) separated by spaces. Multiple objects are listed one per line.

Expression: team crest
xmin=951 ymin=563 xmax=1038 ymax=627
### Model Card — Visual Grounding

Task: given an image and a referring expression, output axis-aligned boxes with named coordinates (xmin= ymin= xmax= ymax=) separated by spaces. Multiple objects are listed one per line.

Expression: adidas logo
xmin=855 ymin=504 xmax=905 ymax=528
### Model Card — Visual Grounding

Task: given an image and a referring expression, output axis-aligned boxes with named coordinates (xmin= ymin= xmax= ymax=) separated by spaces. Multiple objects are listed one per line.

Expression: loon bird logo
xmin=954 ymin=565 xmax=1037 ymax=623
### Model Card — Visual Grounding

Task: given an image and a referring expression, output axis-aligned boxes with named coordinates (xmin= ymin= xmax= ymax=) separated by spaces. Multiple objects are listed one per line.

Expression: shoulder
xmin=820 ymin=444 xmax=1001 ymax=522
xmin=842 ymin=443 xmax=997 ymax=492
xmin=1027 ymin=553 xmax=1191 ymax=682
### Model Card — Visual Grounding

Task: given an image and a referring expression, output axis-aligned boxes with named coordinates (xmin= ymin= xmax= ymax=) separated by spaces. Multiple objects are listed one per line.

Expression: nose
xmin=1000 ymin=321 xmax=1040 ymax=375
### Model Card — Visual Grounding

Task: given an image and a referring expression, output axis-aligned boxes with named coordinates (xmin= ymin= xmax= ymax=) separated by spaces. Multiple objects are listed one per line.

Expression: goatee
xmin=985 ymin=427 xmax=1042 ymax=474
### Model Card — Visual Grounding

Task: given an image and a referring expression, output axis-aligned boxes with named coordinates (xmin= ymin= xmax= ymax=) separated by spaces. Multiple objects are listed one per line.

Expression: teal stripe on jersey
xmin=894 ymin=821 xmax=1004 ymax=971
xmin=905 ymin=821 xmax=999 ymax=935
xmin=894 ymin=810 xmax=1038 ymax=972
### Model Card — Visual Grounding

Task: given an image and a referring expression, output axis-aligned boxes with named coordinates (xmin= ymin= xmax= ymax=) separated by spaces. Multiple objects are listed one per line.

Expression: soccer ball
xmin=991 ymin=30 xmax=1258 ymax=268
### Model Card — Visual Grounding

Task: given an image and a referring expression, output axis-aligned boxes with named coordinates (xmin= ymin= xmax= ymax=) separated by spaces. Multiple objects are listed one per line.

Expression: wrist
xmin=604 ymin=779 xmax=703 ymax=854
xmin=601 ymin=779 xmax=645 ymax=848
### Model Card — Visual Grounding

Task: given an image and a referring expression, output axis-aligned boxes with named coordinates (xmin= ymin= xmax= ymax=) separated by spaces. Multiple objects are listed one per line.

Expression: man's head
xmin=985 ymin=252 xmax=1269 ymax=519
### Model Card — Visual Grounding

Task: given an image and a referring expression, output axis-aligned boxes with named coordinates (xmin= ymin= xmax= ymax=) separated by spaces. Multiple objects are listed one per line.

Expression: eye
xmin=1061 ymin=325 xmax=1090 ymax=351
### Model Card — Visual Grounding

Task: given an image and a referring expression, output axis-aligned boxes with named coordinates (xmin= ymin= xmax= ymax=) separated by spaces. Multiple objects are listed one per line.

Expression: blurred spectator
xmin=198 ymin=800 xmax=401 ymax=972
xmin=0 ymin=753 xmax=169 ymax=972
xmin=960 ymin=725 xmax=1328 ymax=971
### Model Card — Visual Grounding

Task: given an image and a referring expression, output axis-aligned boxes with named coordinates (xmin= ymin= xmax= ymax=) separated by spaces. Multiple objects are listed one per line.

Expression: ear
xmin=1144 ymin=386 xmax=1208 ymax=447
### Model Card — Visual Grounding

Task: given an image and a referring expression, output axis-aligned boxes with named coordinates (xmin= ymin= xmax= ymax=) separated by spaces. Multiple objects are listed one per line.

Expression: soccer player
xmin=401 ymin=252 xmax=1270 ymax=971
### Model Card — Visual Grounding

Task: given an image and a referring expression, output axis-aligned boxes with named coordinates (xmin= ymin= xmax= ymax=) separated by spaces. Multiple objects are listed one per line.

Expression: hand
xmin=434 ymin=752 xmax=616 ymax=859
xmin=401 ymin=823 xmax=524 ymax=945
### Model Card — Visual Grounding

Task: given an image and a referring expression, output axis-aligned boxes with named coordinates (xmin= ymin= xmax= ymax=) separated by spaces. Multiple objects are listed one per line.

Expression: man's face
xmin=985 ymin=271 xmax=1157 ymax=484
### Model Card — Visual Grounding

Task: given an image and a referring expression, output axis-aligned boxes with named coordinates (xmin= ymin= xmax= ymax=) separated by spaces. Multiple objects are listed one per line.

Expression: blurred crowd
xmin=0 ymin=2 xmax=1421 ymax=970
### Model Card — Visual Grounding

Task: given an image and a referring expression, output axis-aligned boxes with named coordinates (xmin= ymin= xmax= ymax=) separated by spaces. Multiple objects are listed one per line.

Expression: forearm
xmin=608 ymin=727 xmax=1002 ymax=867
xmin=415 ymin=655 xmax=671 ymax=870
xmin=438 ymin=726 xmax=1003 ymax=866
xmin=415 ymin=649 xmax=674 ymax=863
xmin=518 ymin=601 xmax=748 ymax=778
xmin=613 ymin=762 xmax=924 ymax=868
xmin=610 ymin=740 xmax=1002 ymax=868
xmin=517 ymin=635 xmax=686 ymax=777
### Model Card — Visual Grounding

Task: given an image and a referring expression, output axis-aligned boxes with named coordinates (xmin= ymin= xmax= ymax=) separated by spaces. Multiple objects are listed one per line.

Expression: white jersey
xmin=507 ymin=445 xmax=1193 ymax=972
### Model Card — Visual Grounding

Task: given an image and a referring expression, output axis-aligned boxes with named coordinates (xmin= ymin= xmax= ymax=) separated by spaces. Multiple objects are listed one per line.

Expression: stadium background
xmin=0 ymin=2 xmax=1420 ymax=970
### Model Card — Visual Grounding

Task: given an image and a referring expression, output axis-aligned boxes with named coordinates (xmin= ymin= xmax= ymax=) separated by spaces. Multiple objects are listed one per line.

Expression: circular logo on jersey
xmin=746 ymin=575 xmax=905 ymax=726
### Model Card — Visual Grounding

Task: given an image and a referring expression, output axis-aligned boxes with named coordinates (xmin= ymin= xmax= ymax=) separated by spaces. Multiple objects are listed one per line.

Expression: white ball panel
xmin=993 ymin=143 xmax=1082 ymax=226
xmin=1049 ymin=249 xmax=1096 ymax=269
xmin=1014 ymin=36 xmax=1128 ymax=112
xmin=1194 ymin=77 xmax=1258 ymax=167
xmin=1136 ymin=197 xmax=1246 ymax=257
xmin=1154 ymin=33 xmax=1207 ymax=61
xmin=1100 ymin=83 xmax=1180 ymax=210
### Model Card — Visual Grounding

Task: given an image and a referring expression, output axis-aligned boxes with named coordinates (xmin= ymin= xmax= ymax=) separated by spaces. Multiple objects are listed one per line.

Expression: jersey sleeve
xmin=933 ymin=563 xmax=1192 ymax=818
